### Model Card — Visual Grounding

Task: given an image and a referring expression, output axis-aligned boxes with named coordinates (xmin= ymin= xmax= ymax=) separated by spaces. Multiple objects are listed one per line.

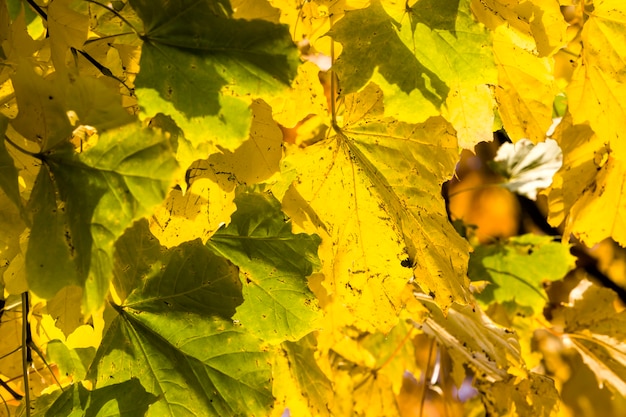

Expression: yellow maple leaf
xmin=492 ymin=28 xmax=559 ymax=142
xmin=547 ymin=116 xmax=626 ymax=246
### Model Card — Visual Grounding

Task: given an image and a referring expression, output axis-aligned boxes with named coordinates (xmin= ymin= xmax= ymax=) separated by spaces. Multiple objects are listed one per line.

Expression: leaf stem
xmin=376 ymin=326 xmax=415 ymax=372
xmin=4 ymin=136 xmax=40 ymax=159
xmin=71 ymin=48 xmax=133 ymax=94
xmin=419 ymin=338 xmax=436 ymax=417
xmin=0 ymin=377 xmax=23 ymax=401
xmin=26 ymin=0 xmax=47 ymax=20
xmin=21 ymin=292 xmax=30 ymax=417
xmin=330 ymin=41 xmax=338 ymax=131
xmin=0 ymin=390 xmax=12 ymax=417
xmin=84 ymin=31 xmax=136 ymax=46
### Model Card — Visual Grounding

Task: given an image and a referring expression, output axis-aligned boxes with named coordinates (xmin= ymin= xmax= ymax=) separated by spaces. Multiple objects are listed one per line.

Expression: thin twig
xmin=27 ymin=341 xmax=64 ymax=392
xmin=21 ymin=292 xmax=30 ymax=417
xmin=84 ymin=31 xmax=135 ymax=45
xmin=330 ymin=41 xmax=338 ymax=131
xmin=0 ymin=390 xmax=11 ymax=417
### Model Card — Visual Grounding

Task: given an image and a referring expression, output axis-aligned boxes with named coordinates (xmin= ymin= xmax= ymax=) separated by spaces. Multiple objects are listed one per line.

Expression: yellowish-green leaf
xmin=207 ymin=100 xmax=284 ymax=186
xmin=45 ymin=285 xmax=84 ymax=338
xmin=25 ymin=122 xmax=177 ymax=311
xmin=469 ymin=234 xmax=576 ymax=313
xmin=48 ymin=0 xmax=89 ymax=72
xmin=10 ymin=59 xmax=73 ymax=150
xmin=470 ymin=0 xmax=567 ymax=56
xmin=274 ymin=334 xmax=333 ymax=416
xmin=207 ymin=191 xmax=322 ymax=343
xmin=331 ymin=0 xmax=497 ymax=148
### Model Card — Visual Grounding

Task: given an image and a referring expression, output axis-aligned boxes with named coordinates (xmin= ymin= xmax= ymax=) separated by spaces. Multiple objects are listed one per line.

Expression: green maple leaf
xmin=30 ymin=379 xmax=157 ymax=417
xmin=0 ymin=115 xmax=21 ymax=210
xmin=25 ymin=122 xmax=178 ymax=311
xmin=206 ymin=190 xmax=322 ymax=343
xmin=129 ymin=0 xmax=299 ymax=151
xmin=469 ymin=234 xmax=576 ymax=313
xmin=89 ymin=218 xmax=278 ymax=417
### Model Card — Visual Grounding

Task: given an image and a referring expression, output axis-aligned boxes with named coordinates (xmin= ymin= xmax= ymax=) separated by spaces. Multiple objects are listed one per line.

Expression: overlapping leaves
xmin=25 ymin=122 xmax=177 ymax=311
xmin=87 ymin=190 xmax=322 ymax=416
xmin=130 ymin=0 xmax=299 ymax=152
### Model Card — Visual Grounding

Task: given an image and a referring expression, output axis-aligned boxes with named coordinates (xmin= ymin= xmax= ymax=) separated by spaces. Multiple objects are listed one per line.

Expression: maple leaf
xmin=281 ymin=83 xmax=469 ymax=332
xmin=25 ymin=122 xmax=178 ymax=311
xmin=129 ymin=0 xmax=299 ymax=152
xmin=92 ymin=221 xmax=271 ymax=417
xmin=31 ymin=379 xmax=156 ymax=417
xmin=469 ymin=234 xmax=575 ymax=313
xmin=546 ymin=115 xmax=626 ymax=246
xmin=567 ymin=1 xmax=626 ymax=158
xmin=561 ymin=280 xmax=626 ymax=396
xmin=329 ymin=0 xmax=497 ymax=148
xmin=470 ymin=0 xmax=567 ymax=56
xmin=207 ymin=190 xmax=322 ymax=343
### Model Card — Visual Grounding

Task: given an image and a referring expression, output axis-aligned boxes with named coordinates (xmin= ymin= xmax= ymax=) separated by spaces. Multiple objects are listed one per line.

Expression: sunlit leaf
xmin=492 ymin=29 xmax=559 ymax=143
xmin=330 ymin=0 xmax=497 ymax=147
xmin=45 ymin=285 xmax=84 ymax=337
xmin=274 ymin=333 xmax=333 ymax=416
xmin=267 ymin=61 xmax=329 ymax=129
xmin=476 ymin=372 xmax=558 ymax=417
xmin=567 ymin=0 xmax=626 ymax=159
xmin=470 ymin=0 xmax=567 ymax=56
xmin=416 ymin=294 xmax=523 ymax=387
xmin=282 ymin=83 xmax=469 ymax=332
xmin=546 ymin=116 xmax=626 ymax=246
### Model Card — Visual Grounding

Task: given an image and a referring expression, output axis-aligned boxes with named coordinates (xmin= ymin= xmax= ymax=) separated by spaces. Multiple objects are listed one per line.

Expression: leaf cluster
xmin=0 ymin=0 xmax=625 ymax=416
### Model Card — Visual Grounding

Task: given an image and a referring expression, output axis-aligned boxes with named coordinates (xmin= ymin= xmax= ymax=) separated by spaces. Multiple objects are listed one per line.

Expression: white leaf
xmin=492 ymin=138 xmax=563 ymax=200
